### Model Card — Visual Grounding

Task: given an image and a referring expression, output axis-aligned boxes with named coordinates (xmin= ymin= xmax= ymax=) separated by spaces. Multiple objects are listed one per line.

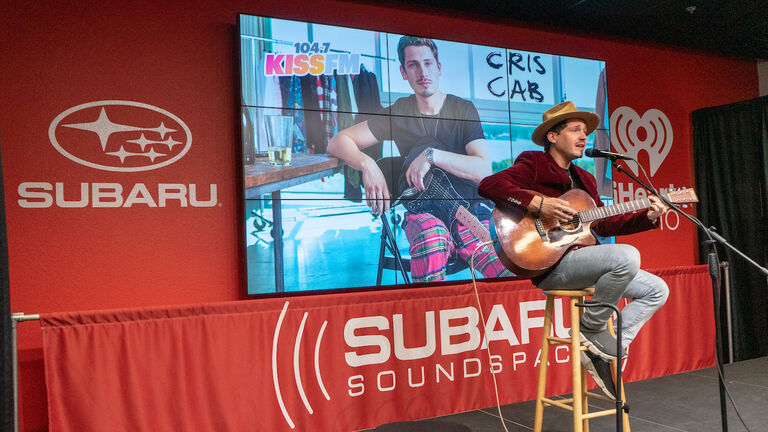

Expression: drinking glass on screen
xmin=265 ymin=115 xmax=293 ymax=166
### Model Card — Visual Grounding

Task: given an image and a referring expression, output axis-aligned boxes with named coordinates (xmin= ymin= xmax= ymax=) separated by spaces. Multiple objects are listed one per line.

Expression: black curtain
xmin=1 ymin=135 xmax=13 ymax=431
xmin=692 ymin=95 xmax=768 ymax=362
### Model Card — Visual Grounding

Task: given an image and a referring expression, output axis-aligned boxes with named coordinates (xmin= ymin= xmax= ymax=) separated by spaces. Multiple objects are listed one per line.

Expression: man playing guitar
xmin=478 ymin=101 xmax=669 ymax=399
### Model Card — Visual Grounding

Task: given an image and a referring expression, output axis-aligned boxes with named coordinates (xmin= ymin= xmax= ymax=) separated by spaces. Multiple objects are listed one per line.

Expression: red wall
xmin=0 ymin=0 xmax=758 ymax=430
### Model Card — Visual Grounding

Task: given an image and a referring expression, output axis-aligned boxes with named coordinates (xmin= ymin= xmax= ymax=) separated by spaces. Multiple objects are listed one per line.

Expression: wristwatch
xmin=425 ymin=147 xmax=435 ymax=166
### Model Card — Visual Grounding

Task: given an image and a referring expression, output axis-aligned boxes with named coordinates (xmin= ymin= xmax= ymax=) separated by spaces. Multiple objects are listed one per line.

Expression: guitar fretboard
xmin=456 ymin=205 xmax=491 ymax=243
xmin=578 ymin=198 xmax=651 ymax=223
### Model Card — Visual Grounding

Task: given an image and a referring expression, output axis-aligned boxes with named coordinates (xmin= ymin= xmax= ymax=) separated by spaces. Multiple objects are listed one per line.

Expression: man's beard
xmin=417 ymin=88 xmax=436 ymax=98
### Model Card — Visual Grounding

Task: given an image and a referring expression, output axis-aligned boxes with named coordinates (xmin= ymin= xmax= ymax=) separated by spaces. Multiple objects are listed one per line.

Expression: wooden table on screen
xmin=244 ymin=153 xmax=344 ymax=292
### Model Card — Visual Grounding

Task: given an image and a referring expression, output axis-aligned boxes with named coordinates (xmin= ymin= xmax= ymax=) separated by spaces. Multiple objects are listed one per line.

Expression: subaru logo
xmin=48 ymin=100 xmax=192 ymax=172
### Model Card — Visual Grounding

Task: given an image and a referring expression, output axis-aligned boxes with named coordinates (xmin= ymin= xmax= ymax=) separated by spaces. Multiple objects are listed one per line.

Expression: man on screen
xmin=478 ymin=101 xmax=670 ymax=399
xmin=327 ymin=36 xmax=510 ymax=282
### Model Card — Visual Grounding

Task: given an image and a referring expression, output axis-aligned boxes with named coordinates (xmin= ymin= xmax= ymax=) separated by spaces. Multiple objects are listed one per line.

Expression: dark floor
xmin=364 ymin=356 xmax=768 ymax=432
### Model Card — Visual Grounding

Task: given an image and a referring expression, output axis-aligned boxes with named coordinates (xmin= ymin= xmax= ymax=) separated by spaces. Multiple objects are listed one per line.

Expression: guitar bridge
xmin=534 ymin=216 xmax=548 ymax=243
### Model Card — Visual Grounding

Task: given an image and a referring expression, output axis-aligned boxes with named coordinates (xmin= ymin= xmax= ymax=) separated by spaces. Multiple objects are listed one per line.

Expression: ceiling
xmin=365 ymin=0 xmax=768 ymax=61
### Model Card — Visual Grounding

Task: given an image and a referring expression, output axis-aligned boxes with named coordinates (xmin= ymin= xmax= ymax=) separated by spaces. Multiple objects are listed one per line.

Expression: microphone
xmin=584 ymin=148 xmax=633 ymax=160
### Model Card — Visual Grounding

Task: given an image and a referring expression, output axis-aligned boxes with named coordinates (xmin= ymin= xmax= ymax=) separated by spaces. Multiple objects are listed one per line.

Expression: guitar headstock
xmin=661 ymin=187 xmax=699 ymax=204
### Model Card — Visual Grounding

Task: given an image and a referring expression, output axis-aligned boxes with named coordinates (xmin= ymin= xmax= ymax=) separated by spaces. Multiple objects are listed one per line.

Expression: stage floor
xmin=365 ymin=356 xmax=768 ymax=432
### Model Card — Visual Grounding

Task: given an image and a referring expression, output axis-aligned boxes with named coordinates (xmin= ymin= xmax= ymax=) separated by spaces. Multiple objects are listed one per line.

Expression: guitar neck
xmin=456 ymin=205 xmax=491 ymax=243
xmin=578 ymin=197 xmax=651 ymax=223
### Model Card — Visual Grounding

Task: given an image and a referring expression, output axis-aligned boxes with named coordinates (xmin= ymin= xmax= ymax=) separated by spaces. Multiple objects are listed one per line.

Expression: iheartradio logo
xmin=609 ymin=106 xmax=673 ymax=176
xmin=48 ymin=100 xmax=192 ymax=172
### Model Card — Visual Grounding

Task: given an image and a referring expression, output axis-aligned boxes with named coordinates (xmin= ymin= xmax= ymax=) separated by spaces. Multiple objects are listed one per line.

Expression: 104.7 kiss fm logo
xmin=17 ymin=100 xmax=219 ymax=208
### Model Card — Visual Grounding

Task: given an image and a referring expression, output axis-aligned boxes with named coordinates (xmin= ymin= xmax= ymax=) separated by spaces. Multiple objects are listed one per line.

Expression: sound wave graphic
xmin=271 ymin=301 xmax=330 ymax=429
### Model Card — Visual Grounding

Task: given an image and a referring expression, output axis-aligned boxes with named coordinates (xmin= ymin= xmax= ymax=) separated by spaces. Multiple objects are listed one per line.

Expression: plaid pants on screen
xmin=404 ymin=212 xmax=512 ymax=283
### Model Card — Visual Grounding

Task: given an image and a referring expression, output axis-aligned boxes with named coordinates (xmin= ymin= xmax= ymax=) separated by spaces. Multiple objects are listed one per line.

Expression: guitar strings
xmin=539 ymin=213 xmax=583 ymax=227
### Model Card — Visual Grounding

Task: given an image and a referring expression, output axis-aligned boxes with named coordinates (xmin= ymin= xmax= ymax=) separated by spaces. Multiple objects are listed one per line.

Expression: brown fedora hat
xmin=531 ymin=101 xmax=600 ymax=146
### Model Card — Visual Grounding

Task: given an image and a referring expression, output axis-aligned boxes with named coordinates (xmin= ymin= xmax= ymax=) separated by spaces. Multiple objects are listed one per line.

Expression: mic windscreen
xmin=584 ymin=148 xmax=599 ymax=157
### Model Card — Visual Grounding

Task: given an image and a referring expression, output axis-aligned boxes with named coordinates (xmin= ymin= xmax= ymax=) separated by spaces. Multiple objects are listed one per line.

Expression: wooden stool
xmin=533 ymin=288 xmax=630 ymax=432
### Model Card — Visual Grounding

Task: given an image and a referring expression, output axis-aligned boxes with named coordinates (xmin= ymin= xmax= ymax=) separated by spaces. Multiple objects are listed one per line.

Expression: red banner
xmin=41 ymin=266 xmax=714 ymax=431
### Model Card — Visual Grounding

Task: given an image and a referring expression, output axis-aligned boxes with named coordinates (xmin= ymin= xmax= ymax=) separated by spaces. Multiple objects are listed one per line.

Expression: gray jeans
xmin=537 ymin=244 xmax=669 ymax=349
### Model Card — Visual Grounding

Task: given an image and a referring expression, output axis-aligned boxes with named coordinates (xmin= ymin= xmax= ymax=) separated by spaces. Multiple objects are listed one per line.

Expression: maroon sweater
xmin=478 ymin=151 xmax=658 ymax=281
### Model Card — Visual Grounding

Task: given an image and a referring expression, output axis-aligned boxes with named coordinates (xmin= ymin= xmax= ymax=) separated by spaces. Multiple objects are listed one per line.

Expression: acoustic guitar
xmin=492 ymin=188 xmax=699 ymax=277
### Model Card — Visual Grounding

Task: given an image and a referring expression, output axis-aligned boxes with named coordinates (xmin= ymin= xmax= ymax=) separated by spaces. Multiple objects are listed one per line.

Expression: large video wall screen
xmin=240 ymin=14 xmax=609 ymax=295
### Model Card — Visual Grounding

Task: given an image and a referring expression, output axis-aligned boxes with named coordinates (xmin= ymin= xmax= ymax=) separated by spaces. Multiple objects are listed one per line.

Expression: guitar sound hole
xmin=560 ymin=221 xmax=580 ymax=231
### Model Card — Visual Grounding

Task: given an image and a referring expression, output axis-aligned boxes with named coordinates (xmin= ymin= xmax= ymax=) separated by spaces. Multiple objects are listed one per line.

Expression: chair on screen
xmin=374 ymin=157 xmax=468 ymax=286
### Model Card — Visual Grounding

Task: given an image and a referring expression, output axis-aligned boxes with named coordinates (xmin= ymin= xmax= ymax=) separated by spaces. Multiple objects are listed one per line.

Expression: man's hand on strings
xmin=534 ymin=196 xmax=577 ymax=223
xmin=405 ymin=151 xmax=432 ymax=191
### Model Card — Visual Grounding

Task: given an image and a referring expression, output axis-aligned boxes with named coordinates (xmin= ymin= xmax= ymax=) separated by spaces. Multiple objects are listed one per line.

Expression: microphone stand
xmin=576 ymin=300 xmax=625 ymax=432
xmin=611 ymin=159 xmax=768 ymax=432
